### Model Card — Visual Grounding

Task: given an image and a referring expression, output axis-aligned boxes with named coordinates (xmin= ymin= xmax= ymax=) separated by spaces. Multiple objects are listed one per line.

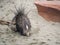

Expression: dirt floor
xmin=0 ymin=0 xmax=60 ymax=45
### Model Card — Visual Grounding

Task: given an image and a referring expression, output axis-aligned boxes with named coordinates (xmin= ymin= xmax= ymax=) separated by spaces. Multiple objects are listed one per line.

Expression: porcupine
xmin=14 ymin=6 xmax=31 ymax=36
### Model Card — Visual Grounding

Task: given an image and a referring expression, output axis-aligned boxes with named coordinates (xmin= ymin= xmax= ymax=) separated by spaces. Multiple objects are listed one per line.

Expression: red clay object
xmin=34 ymin=1 xmax=60 ymax=22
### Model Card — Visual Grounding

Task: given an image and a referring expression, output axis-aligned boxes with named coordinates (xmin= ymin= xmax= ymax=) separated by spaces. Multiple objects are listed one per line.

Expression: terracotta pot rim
xmin=34 ymin=1 xmax=60 ymax=11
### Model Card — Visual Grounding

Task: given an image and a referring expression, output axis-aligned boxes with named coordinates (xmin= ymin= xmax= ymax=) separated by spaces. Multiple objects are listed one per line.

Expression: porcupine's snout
xmin=22 ymin=25 xmax=31 ymax=36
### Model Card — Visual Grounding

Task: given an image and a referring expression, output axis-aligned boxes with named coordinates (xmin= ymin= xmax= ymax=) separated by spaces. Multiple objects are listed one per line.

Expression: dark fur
xmin=15 ymin=8 xmax=31 ymax=36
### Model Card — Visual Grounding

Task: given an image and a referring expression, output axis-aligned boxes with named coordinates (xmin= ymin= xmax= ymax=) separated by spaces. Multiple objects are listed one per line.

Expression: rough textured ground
xmin=0 ymin=0 xmax=60 ymax=45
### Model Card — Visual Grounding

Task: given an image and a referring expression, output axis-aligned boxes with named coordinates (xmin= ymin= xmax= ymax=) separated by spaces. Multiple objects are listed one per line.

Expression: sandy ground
xmin=0 ymin=0 xmax=60 ymax=45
